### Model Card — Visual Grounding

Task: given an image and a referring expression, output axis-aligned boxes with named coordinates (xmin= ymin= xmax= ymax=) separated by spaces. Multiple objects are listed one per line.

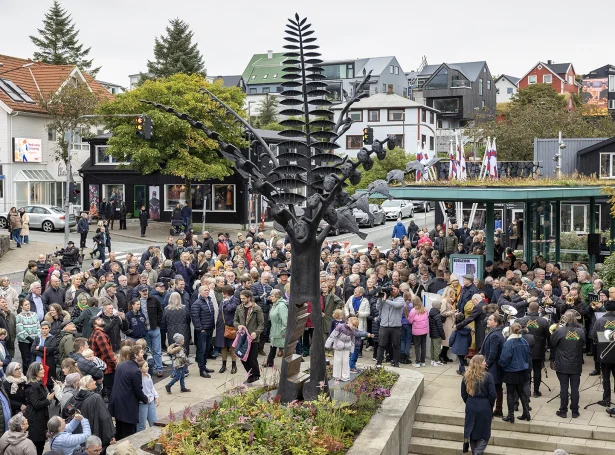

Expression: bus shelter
xmin=361 ymin=185 xmax=612 ymax=273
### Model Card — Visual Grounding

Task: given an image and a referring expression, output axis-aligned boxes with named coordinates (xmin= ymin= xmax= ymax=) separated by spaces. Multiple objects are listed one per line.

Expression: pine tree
xmin=30 ymin=0 xmax=100 ymax=76
xmin=146 ymin=18 xmax=205 ymax=79
xmin=255 ymin=94 xmax=279 ymax=127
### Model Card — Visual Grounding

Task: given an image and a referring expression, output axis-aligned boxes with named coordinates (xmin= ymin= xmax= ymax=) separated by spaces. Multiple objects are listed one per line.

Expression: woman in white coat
xmin=344 ymin=286 xmax=371 ymax=331
xmin=19 ymin=207 xmax=30 ymax=245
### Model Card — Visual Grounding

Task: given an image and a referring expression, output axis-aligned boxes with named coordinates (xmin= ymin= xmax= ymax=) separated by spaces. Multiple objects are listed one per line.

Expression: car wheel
xmin=42 ymin=221 xmax=54 ymax=232
xmin=410 ymin=210 xmax=414 ymax=218
xmin=398 ymin=212 xmax=402 ymax=219
xmin=369 ymin=219 xmax=374 ymax=228
xmin=426 ymin=203 xmax=431 ymax=212
xmin=381 ymin=216 xmax=386 ymax=225
xmin=332 ymin=228 xmax=340 ymax=236
xmin=0 ymin=217 xmax=6 ymax=229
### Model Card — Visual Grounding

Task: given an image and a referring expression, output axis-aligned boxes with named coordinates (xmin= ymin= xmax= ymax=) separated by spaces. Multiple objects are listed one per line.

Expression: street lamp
xmin=0 ymin=62 xmax=34 ymax=76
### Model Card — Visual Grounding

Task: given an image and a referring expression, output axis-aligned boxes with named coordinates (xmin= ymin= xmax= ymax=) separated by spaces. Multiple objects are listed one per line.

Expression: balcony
xmin=451 ymin=80 xmax=472 ymax=89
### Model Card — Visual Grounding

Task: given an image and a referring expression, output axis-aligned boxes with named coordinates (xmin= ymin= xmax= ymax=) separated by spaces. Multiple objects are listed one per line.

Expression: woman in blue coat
xmin=479 ymin=313 xmax=505 ymax=417
xmin=461 ymin=355 xmax=496 ymax=455
xmin=498 ymin=322 xmax=531 ymax=423
xmin=214 ymin=286 xmax=239 ymax=374
xmin=123 ymin=300 xmax=148 ymax=341
xmin=449 ymin=313 xmax=472 ymax=375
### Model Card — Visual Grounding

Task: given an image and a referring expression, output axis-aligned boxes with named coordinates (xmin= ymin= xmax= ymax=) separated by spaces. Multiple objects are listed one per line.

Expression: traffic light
xmin=363 ymin=127 xmax=373 ymax=145
xmin=136 ymin=115 xmax=144 ymax=138
xmin=144 ymin=116 xmax=152 ymax=140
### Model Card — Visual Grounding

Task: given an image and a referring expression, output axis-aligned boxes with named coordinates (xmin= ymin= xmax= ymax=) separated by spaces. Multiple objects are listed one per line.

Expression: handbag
xmin=222 ymin=306 xmax=237 ymax=340
xmin=42 ymin=347 xmax=50 ymax=385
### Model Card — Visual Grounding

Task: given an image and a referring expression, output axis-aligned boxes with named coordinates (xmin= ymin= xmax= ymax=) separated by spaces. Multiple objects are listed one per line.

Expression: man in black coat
xmin=108 ymin=344 xmax=148 ymax=440
xmin=551 ymin=310 xmax=586 ymax=418
xmin=457 ymin=293 xmax=488 ymax=356
xmin=428 ymin=270 xmax=448 ymax=294
xmin=190 ymin=285 xmax=216 ymax=378
xmin=519 ymin=301 xmax=550 ymax=397
xmin=88 ymin=302 xmax=126 ymax=352
xmin=480 ymin=312 xmax=506 ymax=416
xmin=70 ymin=337 xmax=103 ymax=380
xmin=457 ymin=274 xmax=479 ymax=313
xmin=591 ymin=300 xmax=615 ymax=407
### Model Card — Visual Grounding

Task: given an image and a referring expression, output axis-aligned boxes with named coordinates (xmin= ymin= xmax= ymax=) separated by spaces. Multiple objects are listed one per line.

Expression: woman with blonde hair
xmin=439 ymin=288 xmax=458 ymax=363
xmin=161 ymin=292 xmax=191 ymax=354
xmin=461 ymin=355 xmax=495 ymax=455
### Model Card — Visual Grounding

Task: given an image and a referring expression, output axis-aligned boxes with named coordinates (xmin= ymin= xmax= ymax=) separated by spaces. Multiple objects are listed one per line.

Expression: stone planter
xmin=107 ymin=368 xmax=424 ymax=455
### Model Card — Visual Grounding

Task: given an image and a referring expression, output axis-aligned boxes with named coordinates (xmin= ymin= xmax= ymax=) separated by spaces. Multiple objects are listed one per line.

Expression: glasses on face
xmin=15 ymin=366 xmax=22 ymax=370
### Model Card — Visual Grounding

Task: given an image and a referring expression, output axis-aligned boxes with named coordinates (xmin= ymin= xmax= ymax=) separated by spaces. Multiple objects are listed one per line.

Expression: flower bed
xmin=150 ymin=368 xmax=398 ymax=455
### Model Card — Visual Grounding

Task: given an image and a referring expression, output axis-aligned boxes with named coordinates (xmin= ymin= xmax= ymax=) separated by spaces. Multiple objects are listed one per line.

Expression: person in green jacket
xmin=58 ymin=322 xmax=77 ymax=368
xmin=15 ymin=298 xmax=40 ymax=370
xmin=264 ymin=289 xmax=288 ymax=367
xmin=72 ymin=297 xmax=101 ymax=340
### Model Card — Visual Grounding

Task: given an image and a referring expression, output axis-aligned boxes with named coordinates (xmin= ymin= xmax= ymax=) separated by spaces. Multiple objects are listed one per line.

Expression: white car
xmin=0 ymin=205 xmax=76 ymax=232
xmin=381 ymin=199 xmax=414 ymax=220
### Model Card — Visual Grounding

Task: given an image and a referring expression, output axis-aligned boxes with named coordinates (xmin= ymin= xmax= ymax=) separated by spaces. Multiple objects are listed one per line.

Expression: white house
xmin=0 ymin=55 xmax=112 ymax=211
xmin=495 ymin=74 xmax=520 ymax=103
xmin=330 ymin=91 xmax=439 ymax=158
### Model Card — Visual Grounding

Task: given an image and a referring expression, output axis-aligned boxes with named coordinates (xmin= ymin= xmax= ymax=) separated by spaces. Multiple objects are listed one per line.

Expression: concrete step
xmin=411 ymin=421 xmax=614 ymax=455
xmin=415 ymin=405 xmax=615 ymax=442
xmin=408 ymin=436 xmax=558 ymax=455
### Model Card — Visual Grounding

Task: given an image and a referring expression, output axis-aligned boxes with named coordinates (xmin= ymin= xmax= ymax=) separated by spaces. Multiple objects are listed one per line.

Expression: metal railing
xmin=451 ymin=80 xmax=472 ymax=89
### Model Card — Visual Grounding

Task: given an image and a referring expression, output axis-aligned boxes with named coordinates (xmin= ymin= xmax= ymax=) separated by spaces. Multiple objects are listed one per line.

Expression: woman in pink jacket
xmin=407 ymin=295 xmax=429 ymax=367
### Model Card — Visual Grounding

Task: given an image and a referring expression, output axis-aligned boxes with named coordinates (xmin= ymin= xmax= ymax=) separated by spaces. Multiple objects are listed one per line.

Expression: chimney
xmin=267 ymin=50 xmax=273 ymax=59
xmin=387 ymin=84 xmax=394 ymax=94
xmin=547 ymin=60 xmax=553 ymax=65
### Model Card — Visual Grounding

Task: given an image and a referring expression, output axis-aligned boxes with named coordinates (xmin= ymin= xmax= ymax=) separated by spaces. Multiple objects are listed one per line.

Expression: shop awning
xmin=13 ymin=169 xmax=56 ymax=182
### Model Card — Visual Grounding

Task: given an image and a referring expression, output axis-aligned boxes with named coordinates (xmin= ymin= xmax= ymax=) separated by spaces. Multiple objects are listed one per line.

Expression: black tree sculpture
xmin=142 ymin=13 xmax=395 ymax=403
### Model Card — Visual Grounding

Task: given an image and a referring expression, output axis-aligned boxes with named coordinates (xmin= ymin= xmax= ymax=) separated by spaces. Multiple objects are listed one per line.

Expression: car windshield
xmin=381 ymin=200 xmax=402 ymax=208
xmin=353 ymin=208 xmax=366 ymax=214
xmin=49 ymin=207 xmax=64 ymax=214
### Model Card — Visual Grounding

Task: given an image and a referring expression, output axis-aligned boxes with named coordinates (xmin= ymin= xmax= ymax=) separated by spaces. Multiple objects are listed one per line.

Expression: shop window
xmin=560 ymin=204 xmax=601 ymax=233
xmin=102 ymin=184 xmax=125 ymax=207
xmin=212 ymin=184 xmax=235 ymax=211
xmin=346 ymin=135 xmax=363 ymax=149
xmin=164 ymin=184 xmax=216 ymax=212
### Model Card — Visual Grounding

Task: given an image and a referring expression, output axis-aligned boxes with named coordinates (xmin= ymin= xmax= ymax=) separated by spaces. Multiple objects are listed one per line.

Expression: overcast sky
xmin=2 ymin=0 xmax=613 ymax=87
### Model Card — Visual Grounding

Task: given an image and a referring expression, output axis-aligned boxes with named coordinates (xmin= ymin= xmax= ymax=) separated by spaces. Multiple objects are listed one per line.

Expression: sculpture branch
xmin=334 ymin=71 xmax=372 ymax=132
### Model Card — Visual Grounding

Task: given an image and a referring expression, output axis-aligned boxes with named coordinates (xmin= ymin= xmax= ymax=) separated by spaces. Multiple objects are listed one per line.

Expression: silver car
xmin=0 ymin=205 xmax=76 ymax=232
xmin=354 ymin=204 xmax=386 ymax=227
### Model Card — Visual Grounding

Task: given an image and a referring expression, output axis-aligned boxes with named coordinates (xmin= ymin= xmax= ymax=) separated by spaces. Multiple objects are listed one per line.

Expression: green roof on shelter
xmin=241 ymin=52 xmax=287 ymax=84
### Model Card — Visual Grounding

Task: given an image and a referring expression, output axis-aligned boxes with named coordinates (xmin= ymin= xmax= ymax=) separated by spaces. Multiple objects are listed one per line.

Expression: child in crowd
xmin=428 ymin=301 xmax=446 ymax=366
xmin=82 ymin=348 xmax=107 ymax=374
xmin=135 ymin=338 xmax=155 ymax=376
xmin=348 ymin=317 xmax=373 ymax=373
xmin=137 ymin=360 xmax=159 ymax=432
xmin=407 ymin=296 xmax=429 ymax=368
xmin=449 ymin=313 xmax=472 ymax=375
xmin=325 ymin=316 xmax=355 ymax=382
xmin=165 ymin=334 xmax=191 ymax=394
xmin=0 ymin=328 xmax=10 ymax=376
xmin=330 ymin=309 xmax=345 ymax=334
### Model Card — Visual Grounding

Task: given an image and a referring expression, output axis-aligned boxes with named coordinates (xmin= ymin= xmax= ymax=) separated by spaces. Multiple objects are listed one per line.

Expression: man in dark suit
xmin=108 ymin=344 xmax=148 ymax=440
xmin=519 ymin=301 xmax=550 ymax=397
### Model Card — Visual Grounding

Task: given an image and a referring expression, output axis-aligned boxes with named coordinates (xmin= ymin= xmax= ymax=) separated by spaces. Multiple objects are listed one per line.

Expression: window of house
xmin=390 ymin=65 xmax=394 ymax=74
xmin=481 ymin=100 xmax=485 ymax=108
xmin=600 ymin=153 xmax=615 ymax=178
xmin=560 ymin=204 xmax=601 ymax=233
xmin=609 ymin=99 xmax=615 ymax=109
xmin=263 ymin=74 xmax=268 ymax=79
xmin=421 ymin=109 xmax=426 ymax=122
xmin=437 ymin=119 xmax=443 ymax=128
xmin=543 ymin=74 xmax=552 ymax=84
xmin=388 ymin=134 xmax=404 ymax=149
xmin=395 ymin=66 xmax=399 ymax=75
xmin=388 ymin=109 xmax=404 ymax=121
xmin=95 ymin=145 xmax=130 ymax=165
xmin=429 ymin=136 xmax=434 ymax=151
xmin=347 ymin=64 xmax=354 ymax=79
xmin=424 ymin=67 xmax=448 ymax=90
xmin=164 ymin=184 xmax=213 ymax=212
xmin=70 ymin=129 xmax=89 ymax=151
xmin=212 ymin=184 xmax=235 ymax=211
xmin=273 ymin=74 xmax=278 ymax=78
xmin=251 ymin=75 xmax=256 ymax=80
xmin=528 ymin=75 xmax=537 ymax=85
xmin=368 ymin=110 xmax=380 ymax=122
xmin=487 ymin=80 xmax=491 ymax=90
xmin=403 ymin=88 xmax=408 ymax=98
xmin=421 ymin=134 xmax=426 ymax=147
xmin=609 ymin=75 xmax=615 ymax=92
xmin=382 ymin=83 xmax=386 ymax=93
xmin=47 ymin=129 xmax=57 ymax=141
xmin=276 ymin=86 xmax=283 ymax=93
xmin=249 ymin=88 xmax=257 ymax=94
xmin=263 ymin=87 xmax=270 ymax=94
xmin=479 ymin=79 xmax=483 ymax=96
xmin=346 ymin=135 xmax=364 ymax=149
xmin=349 ymin=110 xmax=363 ymax=122
xmin=507 ymin=87 xmax=514 ymax=94
xmin=430 ymin=112 xmax=435 ymax=124
xmin=568 ymin=76 xmax=573 ymax=84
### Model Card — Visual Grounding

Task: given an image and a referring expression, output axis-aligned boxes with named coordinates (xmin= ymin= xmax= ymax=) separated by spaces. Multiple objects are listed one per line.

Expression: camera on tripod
xmin=374 ymin=286 xmax=393 ymax=298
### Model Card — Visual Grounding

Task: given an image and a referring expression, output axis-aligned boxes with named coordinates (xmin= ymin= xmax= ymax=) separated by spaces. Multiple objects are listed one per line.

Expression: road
xmin=324 ymin=210 xmax=435 ymax=252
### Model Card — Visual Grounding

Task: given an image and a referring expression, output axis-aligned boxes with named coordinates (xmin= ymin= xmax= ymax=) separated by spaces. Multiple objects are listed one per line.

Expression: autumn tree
xmin=30 ymin=0 xmax=100 ymax=75
xmin=98 ymin=74 xmax=246 ymax=207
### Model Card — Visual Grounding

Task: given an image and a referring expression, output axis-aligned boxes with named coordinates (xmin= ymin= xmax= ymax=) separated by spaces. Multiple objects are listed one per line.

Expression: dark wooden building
xmin=80 ymin=130 xmax=286 ymax=225
xmin=577 ymin=136 xmax=615 ymax=178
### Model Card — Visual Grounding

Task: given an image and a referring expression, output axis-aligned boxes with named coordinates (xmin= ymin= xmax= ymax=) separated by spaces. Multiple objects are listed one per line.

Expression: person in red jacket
xmin=88 ymin=318 xmax=117 ymax=400
xmin=214 ymin=233 xmax=228 ymax=256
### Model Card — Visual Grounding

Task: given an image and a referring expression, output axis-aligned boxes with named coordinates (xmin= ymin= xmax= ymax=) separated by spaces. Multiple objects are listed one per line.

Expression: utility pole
xmin=554 ymin=131 xmax=565 ymax=179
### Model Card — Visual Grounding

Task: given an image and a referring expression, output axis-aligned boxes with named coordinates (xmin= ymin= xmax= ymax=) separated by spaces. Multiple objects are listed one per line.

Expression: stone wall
xmin=0 ymin=235 xmax=9 ymax=259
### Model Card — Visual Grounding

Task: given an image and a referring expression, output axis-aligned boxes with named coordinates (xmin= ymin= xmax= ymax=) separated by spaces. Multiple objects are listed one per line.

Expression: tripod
xmin=583 ymin=373 xmax=607 ymax=410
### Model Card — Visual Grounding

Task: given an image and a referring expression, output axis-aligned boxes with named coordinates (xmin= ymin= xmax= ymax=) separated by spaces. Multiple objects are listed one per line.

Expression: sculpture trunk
xmin=277 ymin=232 xmax=327 ymax=403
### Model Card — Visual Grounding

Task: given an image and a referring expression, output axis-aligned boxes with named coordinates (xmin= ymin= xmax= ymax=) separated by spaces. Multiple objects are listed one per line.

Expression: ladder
xmin=407 ymin=55 xmax=427 ymax=100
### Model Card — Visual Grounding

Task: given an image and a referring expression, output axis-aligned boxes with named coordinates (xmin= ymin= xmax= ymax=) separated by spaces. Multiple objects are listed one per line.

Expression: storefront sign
xmin=13 ymin=138 xmax=42 ymax=162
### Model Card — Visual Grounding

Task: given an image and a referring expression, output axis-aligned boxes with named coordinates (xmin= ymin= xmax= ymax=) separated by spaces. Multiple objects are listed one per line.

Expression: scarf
xmin=5 ymin=374 xmax=26 ymax=394
xmin=0 ymin=286 xmax=10 ymax=297
xmin=352 ymin=296 xmax=362 ymax=314
xmin=77 ymin=299 xmax=89 ymax=311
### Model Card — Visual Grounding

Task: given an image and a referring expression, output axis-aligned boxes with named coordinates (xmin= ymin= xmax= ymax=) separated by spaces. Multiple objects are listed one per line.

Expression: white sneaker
xmin=421 ymin=363 xmax=426 ymax=367
xmin=430 ymin=360 xmax=436 ymax=366
xmin=434 ymin=361 xmax=443 ymax=366
xmin=413 ymin=363 xmax=421 ymax=368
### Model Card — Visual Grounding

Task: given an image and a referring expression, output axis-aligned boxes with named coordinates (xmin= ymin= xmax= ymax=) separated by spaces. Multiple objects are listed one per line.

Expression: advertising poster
xmin=450 ymin=254 xmax=484 ymax=280
xmin=13 ymin=138 xmax=42 ymax=162
xmin=582 ymin=78 xmax=608 ymax=109
xmin=149 ymin=186 xmax=160 ymax=220
xmin=88 ymin=185 xmax=100 ymax=217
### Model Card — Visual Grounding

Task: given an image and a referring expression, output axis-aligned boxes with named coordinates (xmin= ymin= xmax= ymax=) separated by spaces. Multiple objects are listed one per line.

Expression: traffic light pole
xmin=63 ymin=114 xmax=151 ymax=247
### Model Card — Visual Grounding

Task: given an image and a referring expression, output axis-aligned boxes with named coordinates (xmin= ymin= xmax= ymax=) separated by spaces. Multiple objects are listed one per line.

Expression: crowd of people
xmin=0 ymin=217 xmax=611 ymax=455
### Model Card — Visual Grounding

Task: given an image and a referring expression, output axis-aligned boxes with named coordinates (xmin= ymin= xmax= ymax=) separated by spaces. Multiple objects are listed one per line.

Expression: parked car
xmin=354 ymin=204 xmax=386 ymax=227
xmin=380 ymin=199 xmax=414 ymax=220
xmin=412 ymin=201 xmax=432 ymax=212
xmin=317 ymin=219 xmax=346 ymax=236
xmin=0 ymin=205 xmax=76 ymax=232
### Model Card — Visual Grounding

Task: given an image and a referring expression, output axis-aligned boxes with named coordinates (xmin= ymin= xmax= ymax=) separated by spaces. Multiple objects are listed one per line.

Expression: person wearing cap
xmin=367 ymin=242 xmax=374 ymax=251
xmin=457 ymin=274 xmax=478 ymax=314
xmin=274 ymin=270 xmax=290 ymax=294
xmin=98 ymin=283 xmax=118 ymax=311
xmin=165 ymin=333 xmax=190 ymax=393
xmin=375 ymin=283 xmax=405 ymax=368
xmin=201 ymin=231 xmax=215 ymax=254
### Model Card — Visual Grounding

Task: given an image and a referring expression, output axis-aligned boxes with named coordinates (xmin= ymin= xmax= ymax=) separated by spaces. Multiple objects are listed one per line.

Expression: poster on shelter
xmin=149 ymin=186 xmax=160 ymax=220
xmin=13 ymin=138 xmax=42 ymax=162
xmin=452 ymin=257 xmax=478 ymax=278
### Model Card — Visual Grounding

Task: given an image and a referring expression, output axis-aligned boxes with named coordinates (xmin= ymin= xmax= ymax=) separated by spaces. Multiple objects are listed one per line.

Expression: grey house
xmin=410 ymin=61 xmax=496 ymax=128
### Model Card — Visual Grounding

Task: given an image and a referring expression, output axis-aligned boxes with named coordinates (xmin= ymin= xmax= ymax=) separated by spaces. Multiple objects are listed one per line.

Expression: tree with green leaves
xmin=509 ymin=83 xmax=567 ymax=110
xmin=39 ymin=81 xmax=101 ymax=165
xmin=98 ymin=74 xmax=245 ymax=207
xmin=30 ymin=0 xmax=100 ymax=76
xmin=252 ymin=94 xmax=279 ymax=127
xmin=146 ymin=18 xmax=205 ymax=80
